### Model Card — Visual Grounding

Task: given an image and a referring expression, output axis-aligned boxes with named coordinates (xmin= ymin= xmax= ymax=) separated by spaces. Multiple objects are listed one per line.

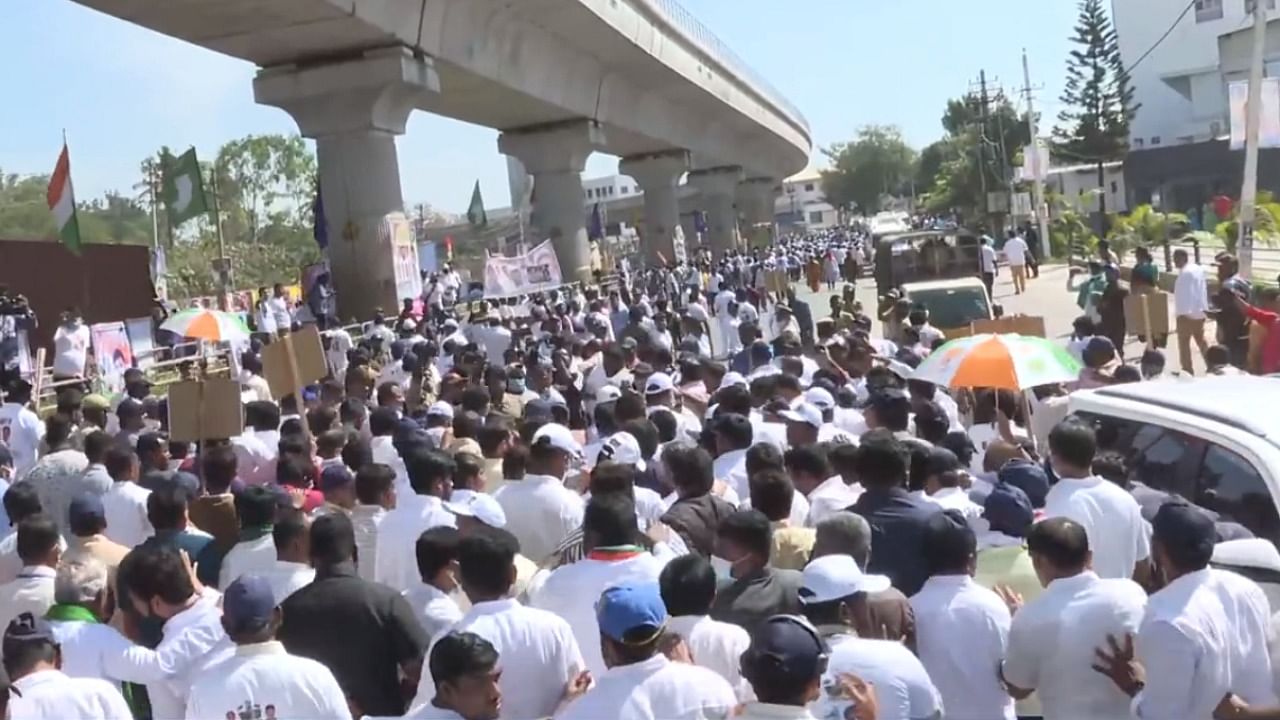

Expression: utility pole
xmin=976 ymin=70 xmax=992 ymax=228
xmin=1022 ymin=49 xmax=1052 ymax=260
xmin=1238 ymin=0 xmax=1270 ymax=278
xmin=208 ymin=165 xmax=231 ymax=311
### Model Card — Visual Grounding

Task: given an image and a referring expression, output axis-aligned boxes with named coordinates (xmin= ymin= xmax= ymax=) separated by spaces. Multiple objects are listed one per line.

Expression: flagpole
xmin=208 ymin=161 xmax=230 ymax=311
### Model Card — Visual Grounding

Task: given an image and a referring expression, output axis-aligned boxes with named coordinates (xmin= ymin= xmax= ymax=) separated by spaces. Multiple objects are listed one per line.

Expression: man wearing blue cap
xmin=1094 ymin=501 xmax=1276 ymax=719
xmin=3 ymin=611 xmax=132 ymax=719
xmin=557 ymin=582 xmax=736 ymax=720
xmin=186 ymin=574 xmax=351 ymax=720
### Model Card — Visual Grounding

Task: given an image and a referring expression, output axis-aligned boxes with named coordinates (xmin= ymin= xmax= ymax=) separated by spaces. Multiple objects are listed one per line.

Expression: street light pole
xmin=1238 ymin=0 xmax=1269 ymax=277
xmin=1022 ymin=49 xmax=1052 ymax=260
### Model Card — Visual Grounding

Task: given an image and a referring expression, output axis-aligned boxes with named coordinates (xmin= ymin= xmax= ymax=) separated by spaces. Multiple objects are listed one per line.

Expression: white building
xmin=775 ymin=166 xmax=838 ymax=229
xmin=1045 ymin=162 xmax=1128 ymax=214
xmin=582 ymin=174 xmax=642 ymax=205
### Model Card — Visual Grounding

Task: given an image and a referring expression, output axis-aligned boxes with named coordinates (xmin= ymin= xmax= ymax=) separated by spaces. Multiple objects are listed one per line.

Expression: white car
xmin=1068 ymin=375 xmax=1280 ymax=545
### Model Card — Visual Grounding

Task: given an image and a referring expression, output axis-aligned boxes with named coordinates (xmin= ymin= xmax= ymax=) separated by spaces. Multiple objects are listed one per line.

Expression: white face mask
xmin=710 ymin=555 xmax=735 ymax=581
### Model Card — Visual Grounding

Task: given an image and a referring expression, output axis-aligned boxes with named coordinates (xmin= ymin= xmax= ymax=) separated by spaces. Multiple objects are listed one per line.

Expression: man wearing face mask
xmin=709 ymin=509 xmax=803 ymax=634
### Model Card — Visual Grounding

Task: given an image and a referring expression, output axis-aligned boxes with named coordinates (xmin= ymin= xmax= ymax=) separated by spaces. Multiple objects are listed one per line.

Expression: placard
xmin=262 ymin=325 xmax=327 ymax=399
xmin=1124 ymin=291 xmax=1171 ymax=339
xmin=89 ymin=321 xmax=134 ymax=394
xmin=483 ymin=240 xmax=564 ymax=297
xmin=971 ymin=315 xmax=1047 ymax=338
xmin=125 ymin=317 xmax=156 ymax=370
xmin=168 ymin=377 xmax=244 ymax=442
xmin=382 ymin=212 xmax=423 ymax=303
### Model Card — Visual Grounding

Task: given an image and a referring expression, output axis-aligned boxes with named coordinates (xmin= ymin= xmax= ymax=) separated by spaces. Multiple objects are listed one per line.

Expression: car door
xmin=1195 ymin=444 xmax=1280 ymax=544
xmin=1078 ymin=412 xmax=1202 ymax=501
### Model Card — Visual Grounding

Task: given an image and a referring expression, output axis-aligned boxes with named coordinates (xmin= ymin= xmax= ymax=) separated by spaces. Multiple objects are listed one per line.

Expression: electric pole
xmin=1022 ymin=49 xmax=1051 ymax=260
xmin=975 ymin=70 xmax=992 ymax=228
xmin=1238 ymin=0 xmax=1270 ymax=277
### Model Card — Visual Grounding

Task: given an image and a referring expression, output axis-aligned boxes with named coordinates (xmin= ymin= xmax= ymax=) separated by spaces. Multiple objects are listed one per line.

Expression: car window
xmin=1197 ymin=445 xmax=1280 ymax=544
xmin=905 ymin=288 xmax=990 ymax=329
xmin=1126 ymin=424 xmax=1200 ymax=499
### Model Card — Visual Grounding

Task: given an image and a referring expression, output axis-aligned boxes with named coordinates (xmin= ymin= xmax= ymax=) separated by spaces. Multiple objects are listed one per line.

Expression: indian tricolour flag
xmin=46 ymin=143 xmax=82 ymax=255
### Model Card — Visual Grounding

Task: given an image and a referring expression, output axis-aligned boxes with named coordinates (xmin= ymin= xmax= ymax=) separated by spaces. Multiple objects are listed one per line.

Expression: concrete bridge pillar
xmin=738 ymin=177 xmax=778 ymax=249
xmin=687 ymin=166 xmax=744 ymax=259
xmin=620 ymin=151 xmax=689 ymax=268
xmin=254 ymin=47 xmax=438 ymax=321
xmin=498 ymin=120 xmax=605 ymax=283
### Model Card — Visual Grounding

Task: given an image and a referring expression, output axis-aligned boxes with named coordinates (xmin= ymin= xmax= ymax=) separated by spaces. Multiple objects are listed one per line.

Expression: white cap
xmin=444 ymin=492 xmax=507 ymax=528
xmin=401 ymin=319 xmax=417 ymax=331
xmin=531 ymin=423 xmax=583 ymax=458
xmin=804 ymin=387 xmax=835 ymax=412
xmin=596 ymin=431 xmax=646 ymax=471
xmin=426 ymin=401 xmax=454 ymax=419
xmin=779 ymin=402 xmax=822 ymax=429
xmin=645 ymin=372 xmax=675 ymax=395
xmin=799 ymin=555 xmax=891 ymax=605
xmin=718 ymin=372 xmax=748 ymax=391
xmin=595 ymin=385 xmax=623 ymax=405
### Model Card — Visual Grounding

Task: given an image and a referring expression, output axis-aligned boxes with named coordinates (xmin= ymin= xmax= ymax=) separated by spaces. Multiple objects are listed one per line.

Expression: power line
xmin=1127 ymin=0 xmax=1197 ymax=74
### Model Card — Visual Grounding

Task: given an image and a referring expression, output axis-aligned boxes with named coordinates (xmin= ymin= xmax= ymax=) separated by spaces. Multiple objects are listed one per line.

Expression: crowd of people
xmin=0 ymin=226 xmax=1278 ymax=720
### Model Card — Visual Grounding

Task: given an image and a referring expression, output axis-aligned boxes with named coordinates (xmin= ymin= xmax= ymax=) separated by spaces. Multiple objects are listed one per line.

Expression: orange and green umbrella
xmin=911 ymin=333 xmax=1081 ymax=390
xmin=160 ymin=308 xmax=251 ymax=343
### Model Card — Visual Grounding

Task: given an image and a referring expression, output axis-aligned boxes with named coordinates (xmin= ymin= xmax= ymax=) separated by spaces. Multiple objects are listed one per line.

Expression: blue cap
xmin=596 ymin=583 xmax=667 ymax=643
xmin=997 ymin=458 xmax=1050 ymax=509
xmin=319 ymin=464 xmax=354 ymax=493
xmin=223 ymin=574 xmax=277 ymax=633
xmin=68 ymin=493 xmax=106 ymax=528
xmin=984 ymin=483 xmax=1034 ymax=538
xmin=4 ymin=612 xmax=54 ymax=654
xmin=744 ymin=615 xmax=827 ymax=681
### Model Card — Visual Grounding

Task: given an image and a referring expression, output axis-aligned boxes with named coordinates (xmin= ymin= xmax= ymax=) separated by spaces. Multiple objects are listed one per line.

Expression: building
xmin=1045 ymin=161 xmax=1128 ymax=215
xmin=582 ymin=174 xmax=643 ymax=204
xmin=774 ymin=166 xmax=838 ymax=230
xmin=1113 ymin=0 xmax=1280 ymax=215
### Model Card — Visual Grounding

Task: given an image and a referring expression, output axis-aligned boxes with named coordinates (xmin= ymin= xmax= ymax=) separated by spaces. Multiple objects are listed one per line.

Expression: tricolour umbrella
xmin=160 ymin=308 xmax=251 ymax=343
xmin=911 ymin=333 xmax=1081 ymax=390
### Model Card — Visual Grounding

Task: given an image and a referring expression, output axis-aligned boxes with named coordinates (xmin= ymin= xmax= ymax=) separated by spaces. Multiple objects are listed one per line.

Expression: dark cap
xmin=319 ymin=464 xmax=355 ymax=493
xmin=524 ymin=399 xmax=555 ymax=421
xmin=867 ymin=387 xmax=910 ymax=410
xmin=711 ymin=412 xmax=752 ymax=437
xmin=68 ymin=493 xmax=106 ymax=527
xmin=1083 ymin=336 xmax=1117 ymax=362
xmin=223 ymin=574 xmax=277 ymax=634
xmin=924 ymin=508 xmax=973 ymax=547
xmin=744 ymin=615 xmax=828 ymax=682
xmin=923 ymin=447 xmax=961 ymax=476
xmin=4 ymin=612 xmax=55 ymax=655
xmin=997 ymin=458 xmax=1050 ymax=508
xmin=1153 ymin=499 xmax=1216 ymax=562
xmin=984 ymin=483 xmax=1034 ymax=537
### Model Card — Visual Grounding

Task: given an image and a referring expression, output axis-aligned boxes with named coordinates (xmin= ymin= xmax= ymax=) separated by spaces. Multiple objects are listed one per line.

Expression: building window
xmin=1111 ymin=181 xmax=1119 ymax=193
xmin=1134 ymin=138 xmax=1144 ymax=148
xmin=804 ymin=183 xmax=816 ymax=192
xmin=1151 ymin=136 xmax=1162 ymax=146
xmin=1245 ymin=0 xmax=1277 ymax=12
xmin=809 ymin=210 xmax=824 ymax=224
xmin=621 ymin=186 xmax=630 ymax=194
xmin=1195 ymin=0 xmax=1223 ymax=22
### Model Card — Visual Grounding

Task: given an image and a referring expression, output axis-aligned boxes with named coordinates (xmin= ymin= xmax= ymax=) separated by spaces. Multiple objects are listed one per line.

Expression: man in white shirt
xmin=800 ymin=445 xmax=862 ymax=528
xmin=1173 ymin=248 xmax=1211 ymax=373
xmin=219 ymin=486 xmax=279 ymax=590
xmin=0 ymin=378 xmax=44 ymax=480
xmin=22 ymin=414 xmax=89 ymax=537
xmin=402 ymin=526 xmax=464 ymax=640
xmin=1042 ymin=418 xmax=1152 ymax=583
xmin=659 ymin=554 xmax=752 ymax=699
xmin=1000 ymin=517 xmax=1147 ymax=720
xmin=0 ymin=516 xmax=60 ymax=635
xmin=266 ymin=284 xmax=293 ymax=333
xmin=910 ymin=509 xmax=1016 ymax=720
xmin=979 ymin=237 xmax=998 ymax=299
xmin=261 ymin=508 xmax=315 ymax=604
xmin=1093 ymin=501 xmax=1278 ymax=719
xmin=375 ymin=447 xmax=456 ymax=593
xmin=186 ymin=574 xmax=352 ymax=720
xmin=798 ymin=554 xmax=940 ymax=720
xmin=51 ymin=311 xmax=91 ymax=379
xmin=413 ymin=528 xmax=586 ymax=718
xmin=99 ymin=444 xmax=152 ymax=549
xmin=493 ymin=424 xmax=584 ymax=563
xmin=709 ymin=413 xmax=752 ymax=500
xmin=409 ymin=631 xmax=504 ymax=720
xmin=918 ymin=447 xmax=983 ymax=520
xmin=352 ymin=463 xmax=396 ymax=583
xmin=530 ymin=493 xmax=668 ymax=677
xmin=3 ymin=612 xmax=134 ymax=720
xmin=1003 ymin=230 xmax=1030 ymax=294
xmin=556 ymin=581 xmax=737 ymax=720
xmin=46 ymin=557 xmax=136 ymax=684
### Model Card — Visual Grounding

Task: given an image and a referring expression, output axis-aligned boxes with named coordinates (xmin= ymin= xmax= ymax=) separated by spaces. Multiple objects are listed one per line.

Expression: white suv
xmin=1068 ymin=375 xmax=1280 ymax=544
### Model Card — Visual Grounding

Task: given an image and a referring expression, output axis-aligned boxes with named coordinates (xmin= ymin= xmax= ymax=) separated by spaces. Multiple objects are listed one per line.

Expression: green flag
xmin=467 ymin=180 xmax=488 ymax=227
xmin=162 ymin=148 xmax=209 ymax=227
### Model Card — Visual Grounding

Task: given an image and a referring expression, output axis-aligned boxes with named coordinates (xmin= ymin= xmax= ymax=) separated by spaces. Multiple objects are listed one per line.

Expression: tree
xmin=820 ymin=125 xmax=917 ymax=214
xmin=919 ymin=94 xmax=1030 ymax=222
xmin=213 ymin=134 xmax=316 ymax=244
xmin=1107 ymin=204 xmax=1189 ymax=260
xmin=1054 ymin=0 xmax=1137 ymax=231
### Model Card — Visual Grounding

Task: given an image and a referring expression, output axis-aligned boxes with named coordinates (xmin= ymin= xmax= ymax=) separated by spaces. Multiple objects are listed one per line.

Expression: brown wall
xmin=0 ymin=239 xmax=155 ymax=352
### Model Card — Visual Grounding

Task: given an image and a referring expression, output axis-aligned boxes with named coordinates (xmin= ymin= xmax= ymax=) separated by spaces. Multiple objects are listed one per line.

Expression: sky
xmin=2 ymin=0 xmax=1080 ymax=214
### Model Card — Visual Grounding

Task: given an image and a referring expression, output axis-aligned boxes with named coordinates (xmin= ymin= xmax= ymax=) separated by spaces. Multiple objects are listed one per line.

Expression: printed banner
xmin=1229 ymin=78 xmax=1280 ymax=150
xmin=125 ymin=317 xmax=156 ymax=370
xmin=483 ymin=240 xmax=564 ymax=297
xmin=382 ymin=212 xmax=423 ymax=303
xmin=419 ymin=241 xmax=440 ymax=275
xmin=90 ymin=321 xmax=134 ymax=394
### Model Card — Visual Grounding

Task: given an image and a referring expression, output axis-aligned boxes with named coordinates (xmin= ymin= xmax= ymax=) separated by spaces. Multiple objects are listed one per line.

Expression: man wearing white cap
xmin=493 ymin=424 xmax=585 ymax=563
xmin=779 ymin=403 xmax=823 ymax=449
xmin=799 ymin=554 xmax=941 ymax=720
xmin=444 ymin=491 xmax=539 ymax=603
xmin=593 ymin=432 xmax=666 ymax=529
xmin=644 ymin=372 xmax=702 ymax=440
xmin=424 ymin=401 xmax=454 ymax=449
xmin=804 ymin=388 xmax=858 ymax=445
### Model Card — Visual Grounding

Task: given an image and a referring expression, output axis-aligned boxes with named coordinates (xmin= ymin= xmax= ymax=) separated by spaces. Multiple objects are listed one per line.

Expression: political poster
xmin=90 ymin=321 xmax=134 ymax=394
xmin=125 ymin=317 xmax=156 ymax=370
xmin=419 ymin=240 xmax=439 ymax=275
xmin=1229 ymin=78 xmax=1280 ymax=150
xmin=381 ymin=212 xmax=422 ymax=303
xmin=483 ymin=240 xmax=564 ymax=297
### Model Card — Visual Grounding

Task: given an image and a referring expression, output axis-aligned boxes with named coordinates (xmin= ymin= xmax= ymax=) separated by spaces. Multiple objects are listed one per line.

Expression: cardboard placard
xmin=262 ymin=325 xmax=327 ymax=399
xmin=1124 ymin=291 xmax=1170 ymax=340
xmin=168 ymin=378 xmax=243 ymax=442
xmin=970 ymin=315 xmax=1047 ymax=338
